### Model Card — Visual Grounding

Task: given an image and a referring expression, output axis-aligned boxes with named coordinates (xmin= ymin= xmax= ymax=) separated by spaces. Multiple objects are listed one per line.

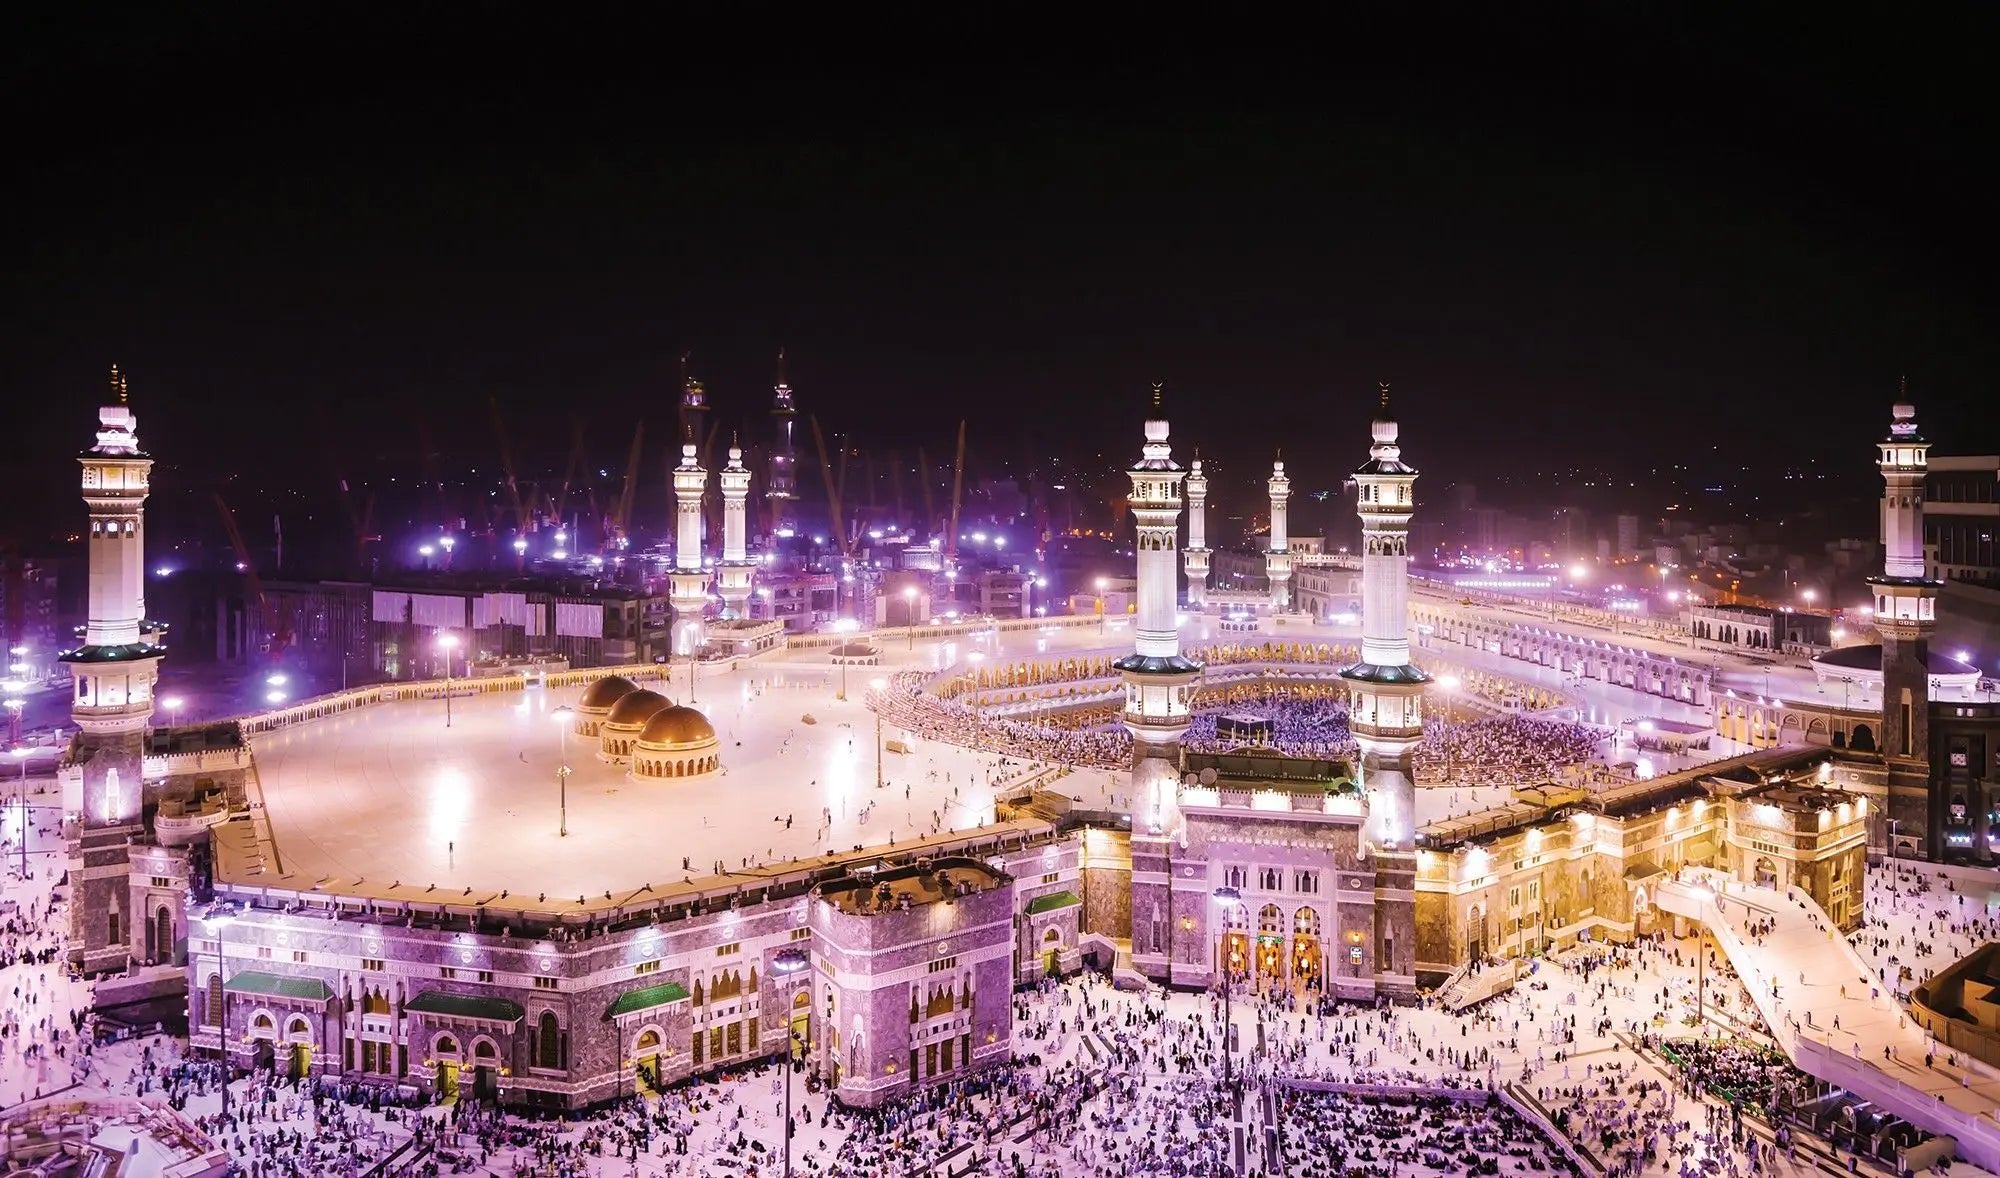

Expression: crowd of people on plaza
xmin=1276 ymin=1089 xmax=1567 ymax=1176
xmin=871 ymin=672 xmax=1608 ymax=792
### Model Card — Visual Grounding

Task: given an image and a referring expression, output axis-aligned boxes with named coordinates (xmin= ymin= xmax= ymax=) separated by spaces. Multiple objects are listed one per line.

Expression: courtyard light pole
xmin=871 ymin=678 xmax=888 ymax=790
xmin=772 ymin=947 xmax=811 ymax=1178
xmin=437 ymin=632 xmax=460 ymax=728
xmin=551 ymin=706 xmax=574 ymax=837
xmin=11 ymin=747 xmax=29 ymax=877
xmin=1213 ymin=883 xmax=1247 ymax=1178
xmin=201 ymin=906 xmax=238 ymax=1128
xmin=903 ymin=586 xmax=919 ymax=650
xmin=1211 ymin=885 xmax=1244 ymax=1084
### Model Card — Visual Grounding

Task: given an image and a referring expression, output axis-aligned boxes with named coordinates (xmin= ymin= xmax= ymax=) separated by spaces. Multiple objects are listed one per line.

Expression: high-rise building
xmin=1338 ymin=384 xmax=1424 ymax=1000
xmin=63 ymin=365 xmax=166 ymax=973
xmin=766 ymin=351 xmax=799 ymax=539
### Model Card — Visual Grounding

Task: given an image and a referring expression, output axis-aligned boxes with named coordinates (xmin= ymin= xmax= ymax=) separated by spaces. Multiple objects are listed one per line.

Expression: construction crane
xmin=607 ymin=420 xmax=645 ymax=551
xmin=214 ymin=492 xmax=290 ymax=658
xmin=489 ymin=397 xmax=529 ymax=532
xmin=553 ymin=420 xmax=587 ymax=526
xmin=945 ymin=419 xmax=967 ymax=571
xmin=917 ymin=447 xmax=936 ymax=533
xmin=810 ymin=415 xmax=853 ymax=561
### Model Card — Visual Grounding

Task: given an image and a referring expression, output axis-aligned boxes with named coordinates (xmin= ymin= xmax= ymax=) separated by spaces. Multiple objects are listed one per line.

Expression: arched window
xmin=436 ymin=1035 xmax=459 ymax=1056
xmin=539 ymin=1012 xmax=561 ymax=1069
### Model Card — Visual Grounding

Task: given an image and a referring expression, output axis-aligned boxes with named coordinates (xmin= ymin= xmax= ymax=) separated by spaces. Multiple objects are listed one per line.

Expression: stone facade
xmin=809 ymin=859 xmax=1014 ymax=1108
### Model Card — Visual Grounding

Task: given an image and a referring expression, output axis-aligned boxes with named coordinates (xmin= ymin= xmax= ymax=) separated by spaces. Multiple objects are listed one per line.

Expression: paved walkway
xmin=1658 ymin=868 xmax=2000 ymax=1170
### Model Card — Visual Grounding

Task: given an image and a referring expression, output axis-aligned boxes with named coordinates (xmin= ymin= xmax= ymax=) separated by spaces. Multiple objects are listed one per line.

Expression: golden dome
xmin=637 ymin=705 xmax=717 ymax=749
xmin=604 ymin=689 xmax=672 ymax=727
xmin=578 ymin=675 xmax=640 ymax=710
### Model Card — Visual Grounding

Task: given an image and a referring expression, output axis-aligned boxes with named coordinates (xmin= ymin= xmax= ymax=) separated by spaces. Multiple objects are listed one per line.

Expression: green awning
xmin=223 ymin=971 xmax=334 ymax=1002
xmin=405 ymin=990 xmax=525 ymax=1023
xmin=605 ymin=981 xmax=691 ymax=1019
xmin=1025 ymin=890 xmax=1081 ymax=916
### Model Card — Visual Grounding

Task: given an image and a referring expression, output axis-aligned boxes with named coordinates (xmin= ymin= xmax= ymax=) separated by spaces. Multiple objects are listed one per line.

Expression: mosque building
xmin=41 ymin=367 xmax=1938 ymax=1109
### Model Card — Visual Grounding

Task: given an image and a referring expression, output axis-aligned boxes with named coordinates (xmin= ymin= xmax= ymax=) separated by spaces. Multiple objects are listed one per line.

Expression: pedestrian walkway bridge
xmin=1656 ymin=868 xmax=2000 ymax=1172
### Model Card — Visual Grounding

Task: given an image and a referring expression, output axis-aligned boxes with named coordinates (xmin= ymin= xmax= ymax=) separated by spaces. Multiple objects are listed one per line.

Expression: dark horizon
xmin=5 ymin=10 xmax=1996 ymax=536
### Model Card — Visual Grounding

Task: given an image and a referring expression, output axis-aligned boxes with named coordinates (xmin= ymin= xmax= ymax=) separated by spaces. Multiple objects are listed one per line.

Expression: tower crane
xmin=214 ymin=492 xmax=290 ymax=658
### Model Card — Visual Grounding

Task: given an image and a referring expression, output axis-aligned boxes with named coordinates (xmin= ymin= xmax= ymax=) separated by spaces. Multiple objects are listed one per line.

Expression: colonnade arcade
xmin=1411 ymin=605 xmax=1711 ymax=707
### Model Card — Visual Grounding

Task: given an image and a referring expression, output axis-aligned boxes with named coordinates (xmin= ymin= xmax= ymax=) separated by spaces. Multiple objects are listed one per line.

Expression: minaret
xmin=670 ymin=437 xmax=712 ymax=654
xmin=1869 ymin=391 xmax=1941 ymax=855
xmin=680 ymin=370 xmax=711 ymax=548
xmin=63 ymin=365 xmax=163 ymax=973
xmin=1339 ymin=383 xmax=1424 ymax=1001
xmin=1184 ymin=455 xmax=1210 ymax=610
xmin=1115 ymin=385 xmax=1203 ymax=985
xmin=717 ymin=437 xmax=754 ymax=620
xmin=766 ymin=351 xmax=798 ymax=539
xmin=1266 ymin=455 xmax=1292 ymax=612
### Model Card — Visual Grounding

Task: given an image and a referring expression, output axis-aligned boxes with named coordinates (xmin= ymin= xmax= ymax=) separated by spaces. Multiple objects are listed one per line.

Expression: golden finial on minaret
xmin=110 ymin=363 xmax=128 ymax=404
xmin=1379 ymin=380 xmax=1391 ymax=412
xmin=1151 ymin=381 xmax=1164 ymax=410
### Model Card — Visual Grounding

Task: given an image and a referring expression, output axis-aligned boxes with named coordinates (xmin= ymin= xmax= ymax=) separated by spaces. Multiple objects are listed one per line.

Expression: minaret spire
xmin=1870 ymin=390 xmax=1940 ymax=806
xmin=65 ymin=365 xmax=165 ymax=972
xmin=1340 ymin=383 xmax=1424 ymax=1000
xmin=1266 ymin=452 xmax=1293 ymax=611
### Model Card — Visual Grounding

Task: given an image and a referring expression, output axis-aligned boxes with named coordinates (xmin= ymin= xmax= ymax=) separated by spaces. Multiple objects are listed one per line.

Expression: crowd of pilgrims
xmin=870 ymin=672 xmax=1606 ymax=787
xmin=1276 ymin=1089 xmax=1570 ymax=1176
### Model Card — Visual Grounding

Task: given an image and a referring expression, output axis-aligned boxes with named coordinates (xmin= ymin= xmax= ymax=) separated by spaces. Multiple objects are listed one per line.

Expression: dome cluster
xmin=570 ymin=675 xmax=720 ymax=778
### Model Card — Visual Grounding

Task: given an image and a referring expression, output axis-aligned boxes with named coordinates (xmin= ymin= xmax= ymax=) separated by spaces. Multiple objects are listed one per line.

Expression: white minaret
xmin=670 ymin=439 xmax=711 ymax=654
xmin=64 ymin=365 xmax=163 ymax=973
xmin=66 ymin=365 xmax=161 ymax=769
xmin=1113 ymin=385 xmax=1202 ymax=825
xmin=1266 ymin=456 xmax=1292 ymax=612
xmin=717 ymin=438 xmax=754 ymax=620
xmin=1183 ymin=456 xmax=1210 ymax=610
xmin=1870 ymin=391 xmax=1941 ymax=852
xmin=1339 ymin=382 xmax=1423 ymax=1000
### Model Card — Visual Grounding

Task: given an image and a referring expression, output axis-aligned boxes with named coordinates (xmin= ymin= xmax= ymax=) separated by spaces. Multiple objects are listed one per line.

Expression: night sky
xmin=5 ymin=9 xmax=1996 ymax=531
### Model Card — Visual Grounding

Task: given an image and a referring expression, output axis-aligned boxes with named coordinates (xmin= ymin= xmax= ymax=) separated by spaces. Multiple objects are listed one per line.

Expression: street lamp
xmin=1689 ymin=886 xmax=1713 ymax=1033
xmin=1211 ymin=885 xmax=1244 ymax=1083
xmin=1096 ymin=577 xmax=1110 ymax=631
xmin=771 ymin=947 xmax=812 ymax=1178
xmin=832 ymin=619 xmax=859 ymax=700
xmin=870 ymin=678 xmax=888 ymax=791
xmin=162 ymin=695 xmax=184 ymax=729
xmin=551 ymin=706 xmax=574 ymax=837
xmin=10 ymin=747 xmax=28 ymax=877
xmin=903 ymin=586 xmax=919 ymax=649
xmin=201 ymin=907 xmax=239 ymax=1127
xmin=437 ymin=633 xmax=460 ymax=727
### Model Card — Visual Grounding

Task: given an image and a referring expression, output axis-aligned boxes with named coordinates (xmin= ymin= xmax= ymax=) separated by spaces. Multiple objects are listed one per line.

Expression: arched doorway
xmin=1850 ymin=724 xmax=1876 ymax=753
xmin=1041 ymin=926 xmax=1062 ymax=978
xmin=433 ymin=1035 xmax=460 ymax=1098
xmin=470 ymin=1038 xmax=499 ymax=1100
xmin=1754 ymin=857 xmax=1778 ymax=887
xmin=1291 ymin=908 xmax=1322 ymax=990
xmin=1465 ymin=904 xmax=1486 ymax=962
xmin=285 ymin=1016 xmax=313 ymax=1079
xmin=149 ymin=907 xmax=173 ymax=964
xmin=1256 ymin=904 xmax=1285 ymax=986
xmin=634 ymin=1028 xmax=662 ymax=1088
xmin=789 ymin=990 xmax=811 ymax=1063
